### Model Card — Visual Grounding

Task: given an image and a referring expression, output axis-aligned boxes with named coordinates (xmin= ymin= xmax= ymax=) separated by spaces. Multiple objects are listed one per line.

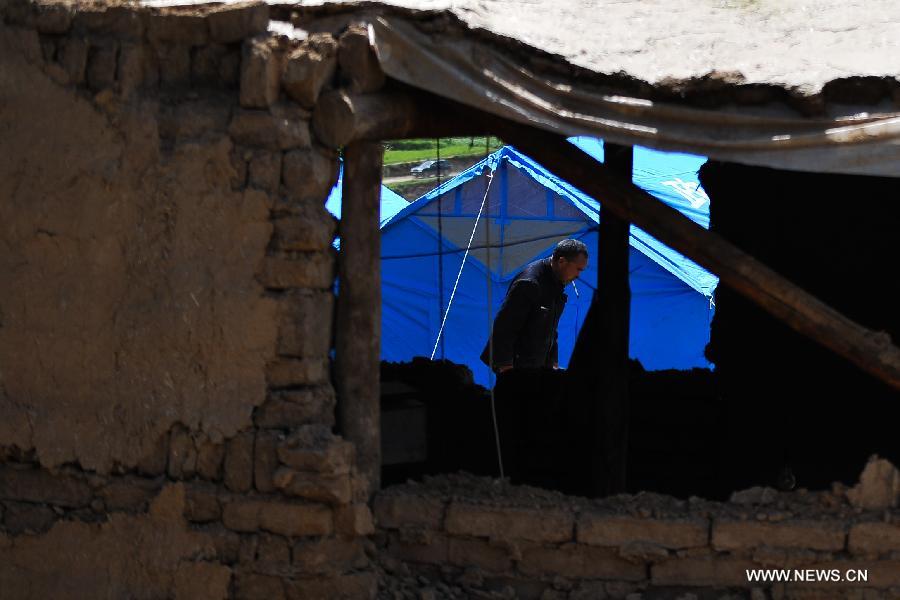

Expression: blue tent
xmin=325 ymin=164 xmax=409 ymax=234
xmin=375 ymin=140 xmax=717 ymax=386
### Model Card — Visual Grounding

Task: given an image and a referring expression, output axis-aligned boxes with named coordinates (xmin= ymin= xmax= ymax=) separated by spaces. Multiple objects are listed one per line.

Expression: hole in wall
xmin=373 ymin=160 xmax=900 ymax=502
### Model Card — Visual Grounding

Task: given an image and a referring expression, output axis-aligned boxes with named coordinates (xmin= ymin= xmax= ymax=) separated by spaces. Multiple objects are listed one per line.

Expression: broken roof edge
xmin=123 ymin=0 xmax=900 ymax=175
xmin=371 ymin=16 xmax=900 ymax=177
xmin=278 ymin=1 xmax=900 ymax=119
xmin=273 ymin=2 xmax=900 ymax=176
xmin=130 ymin=0 xmax=900 ymax=119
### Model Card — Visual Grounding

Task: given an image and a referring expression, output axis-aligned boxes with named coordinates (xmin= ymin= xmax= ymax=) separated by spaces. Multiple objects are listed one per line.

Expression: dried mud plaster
xmin=0 ymin=28 xmax=278 ymax=474
xmin=0 ymin=483 xmax=233 ymax=600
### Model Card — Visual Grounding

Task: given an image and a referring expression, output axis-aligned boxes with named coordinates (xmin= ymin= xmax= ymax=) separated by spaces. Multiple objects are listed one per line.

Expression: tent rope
xmin=429 ymin=163 xmax=496 ymax=360
xmin=484 ymin=136 xmax=505 ymax=480
xmin=436 ymin=139 xmax=446 ymax=359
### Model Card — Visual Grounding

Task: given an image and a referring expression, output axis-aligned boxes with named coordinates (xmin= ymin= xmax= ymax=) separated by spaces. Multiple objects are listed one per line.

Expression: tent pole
xmin=335 ymin=141 xmax=384 ymax=499
xmin=594 ymin=143 xmax=632 ymax=495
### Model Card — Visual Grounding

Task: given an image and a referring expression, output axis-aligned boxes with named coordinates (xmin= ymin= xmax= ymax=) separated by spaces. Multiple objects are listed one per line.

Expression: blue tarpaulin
xmin=328 ymin=140 xmax=718 ymax=386
xmin=325 ymin=165 xmax=409 ymax=235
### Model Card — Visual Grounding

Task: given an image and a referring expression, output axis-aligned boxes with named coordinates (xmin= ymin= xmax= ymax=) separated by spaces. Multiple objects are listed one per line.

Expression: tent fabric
xmin=325 ymin=162 xmax=409 ymax=226
xmin=568 ymin=138 xmax=717 ymax=298
xmin=379 ymin=141 xmax=717 ymax=386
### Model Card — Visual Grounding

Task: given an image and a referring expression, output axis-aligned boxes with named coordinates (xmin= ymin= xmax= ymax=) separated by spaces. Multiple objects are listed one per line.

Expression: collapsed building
xmin=0 ymin=1 xmax=898 ymax=599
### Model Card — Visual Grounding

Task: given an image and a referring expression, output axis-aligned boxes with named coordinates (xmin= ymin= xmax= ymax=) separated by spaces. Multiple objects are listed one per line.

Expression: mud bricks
xmin=0 ymin=1 xmax=372 ymax=598
xmin=5 ymin=2 xmax=900 ymax=600
xmin=373 ymin=473 xmax=900 ymax=600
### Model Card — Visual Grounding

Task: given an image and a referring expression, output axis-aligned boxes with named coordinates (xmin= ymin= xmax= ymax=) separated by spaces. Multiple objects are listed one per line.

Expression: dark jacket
xmin=480 ymin=258 xmax=567 ymax=371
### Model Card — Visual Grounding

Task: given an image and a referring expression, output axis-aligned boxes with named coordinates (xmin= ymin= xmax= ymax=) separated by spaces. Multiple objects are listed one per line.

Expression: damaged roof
xmin=143 ymin=0 xmax=900 ymax=175
xmin=285 ymin=0 xmax=900 ymax=108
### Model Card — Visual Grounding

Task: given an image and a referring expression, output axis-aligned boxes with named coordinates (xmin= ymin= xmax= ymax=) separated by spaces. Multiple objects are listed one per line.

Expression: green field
xmin=383 ymin=137 xmax=502 ymax=165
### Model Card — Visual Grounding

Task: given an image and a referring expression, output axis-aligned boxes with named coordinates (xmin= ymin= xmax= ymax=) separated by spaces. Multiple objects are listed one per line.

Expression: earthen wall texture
xmin=375 ymin=465 xmax=900 ymax=600
xmin=3 ymin=2 xmax=899 ymax=599
xmin=0 ymin=2 xmax=373 ymax=598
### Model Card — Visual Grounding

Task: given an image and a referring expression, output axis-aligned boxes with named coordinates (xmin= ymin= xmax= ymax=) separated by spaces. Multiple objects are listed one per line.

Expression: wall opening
xmin=375 ymin=159 xmax=900 ymax=503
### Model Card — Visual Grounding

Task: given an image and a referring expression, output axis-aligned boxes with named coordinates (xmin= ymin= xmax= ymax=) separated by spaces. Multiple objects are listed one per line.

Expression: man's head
xmin=551 ymin=239 xmax=589 ymax=284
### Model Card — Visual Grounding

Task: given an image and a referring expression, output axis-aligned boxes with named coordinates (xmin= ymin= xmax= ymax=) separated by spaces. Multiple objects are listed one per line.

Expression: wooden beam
xmin=313 ymin=90 xmax=412 ymax=148
xmin=492 ymin=126 xmax=900 ymax=391
xmin=312 ymin=88 xmax=486 ymax=148
xmin=335 ymin=141 xmax=384 ymax=498
xmin=315 ymin=88 xmax=900 ymax=390
xmin=596 ymin=143 xmax=632 ymax=495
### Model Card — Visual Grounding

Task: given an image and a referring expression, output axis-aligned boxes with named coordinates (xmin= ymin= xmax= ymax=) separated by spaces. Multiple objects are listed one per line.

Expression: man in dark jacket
xmin=481 ymin=239 xmax=588 ymax=374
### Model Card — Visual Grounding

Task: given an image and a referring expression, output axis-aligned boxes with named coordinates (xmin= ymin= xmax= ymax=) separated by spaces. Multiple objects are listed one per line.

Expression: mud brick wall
xmin=374 ymin=462 xmax=900 ymax=600
xmin=0 ymin=1 xmax=376 ymax=598
xmin=3 ymin=2 xmax=899 ymax=599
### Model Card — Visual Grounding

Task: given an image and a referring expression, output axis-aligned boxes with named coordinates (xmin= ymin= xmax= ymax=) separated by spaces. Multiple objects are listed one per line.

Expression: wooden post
xmin=595 ymin=143 xmax=632 ymax=495
xmin=335 ymin=142 xmax=384 ymax=498
xmin=565 ymin=144 xmax=632 ymax=497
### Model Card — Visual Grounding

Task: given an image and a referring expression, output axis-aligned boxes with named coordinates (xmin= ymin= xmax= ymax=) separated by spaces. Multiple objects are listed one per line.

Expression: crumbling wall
xmin=4 ymin=2 xmax=897 ymax=599
xmin=375 ymin=459 xmax=900 ymax=600
xmin=0 ymin=1 xmax=374 ymax=598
